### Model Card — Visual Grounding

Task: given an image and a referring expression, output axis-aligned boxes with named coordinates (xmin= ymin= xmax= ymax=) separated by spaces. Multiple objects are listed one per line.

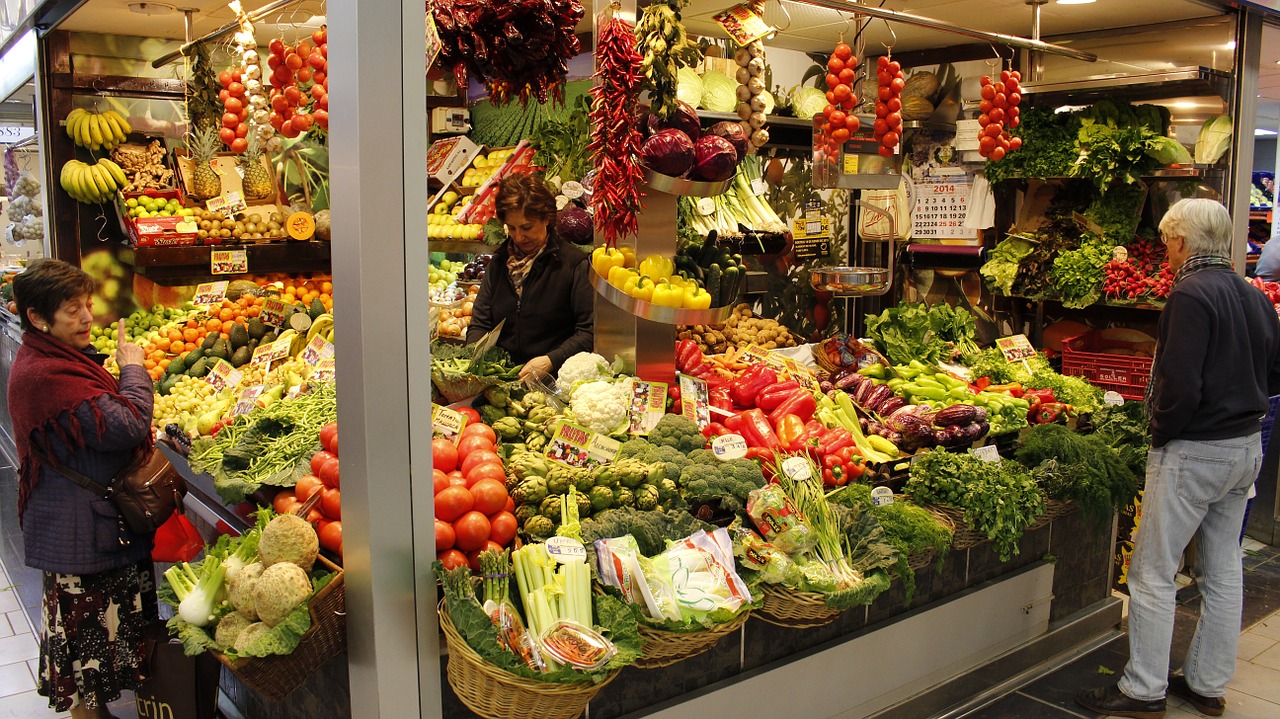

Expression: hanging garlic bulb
xmin=741 ymin=39 xmax=770 ymax=151
xmin=229 ymin=1 xmax=273 ymax=148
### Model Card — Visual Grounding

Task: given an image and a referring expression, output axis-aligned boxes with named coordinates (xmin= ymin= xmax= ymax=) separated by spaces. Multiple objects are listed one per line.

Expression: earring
xmin=41 ymin=325 xmax=49 ymax=332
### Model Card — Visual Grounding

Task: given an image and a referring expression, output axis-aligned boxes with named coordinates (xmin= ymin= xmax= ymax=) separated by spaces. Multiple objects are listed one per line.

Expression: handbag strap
xmin=27 ymin=444 xmax=112 ymax=499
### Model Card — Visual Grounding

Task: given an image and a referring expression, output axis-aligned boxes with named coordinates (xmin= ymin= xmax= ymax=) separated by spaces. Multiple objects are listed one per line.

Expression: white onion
xmin=747 ymin=57 xmax=765 ymax=77
xmin=751 ymin=128 xmax=770 ymax=147
xmin=748 ymin=41 xmax=764 ymax=59
xmin=747 ymin=76 xmax=766 ymax=95
xmin=750 ymin=95 xmax=768 ymax=113
xmin=748 ymin=112 xmax=767 ymax=130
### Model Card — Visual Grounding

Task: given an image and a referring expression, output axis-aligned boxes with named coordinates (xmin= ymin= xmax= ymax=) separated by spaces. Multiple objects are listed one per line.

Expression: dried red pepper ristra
xmin=588 ymin=9 xmax=645 ymax=248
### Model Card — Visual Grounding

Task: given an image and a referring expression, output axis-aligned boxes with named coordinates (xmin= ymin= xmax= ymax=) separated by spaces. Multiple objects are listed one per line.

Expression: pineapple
xmin=240 ymin=132 xmax=272 ymax=201
xmin=188 ymin=125 xmax=222 ymax=201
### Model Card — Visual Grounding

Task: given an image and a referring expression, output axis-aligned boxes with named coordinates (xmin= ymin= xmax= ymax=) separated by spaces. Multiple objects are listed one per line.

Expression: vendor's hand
xmin=114 ymin=320 xmax=145 ymax=367
xmin=519 ymin=355 xmax=553 ymax=381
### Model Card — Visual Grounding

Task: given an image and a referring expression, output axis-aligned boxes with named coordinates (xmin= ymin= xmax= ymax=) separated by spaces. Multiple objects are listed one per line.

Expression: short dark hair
xmin=13 ymin=259 xmax=96 ymax=333
xmin=495 ymin=172 xmax=557 ymax=227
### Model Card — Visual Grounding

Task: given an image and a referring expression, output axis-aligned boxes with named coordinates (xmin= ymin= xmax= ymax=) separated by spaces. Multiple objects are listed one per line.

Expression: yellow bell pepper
xmin=651 ymin=279 xmax=684 ymax=308
xmin=683 ymin=286 xmax=712 ymax=309
xmin=666 ymin=274 xmax=686 ymax=288
xmin=592 ymin=246 xmax=625 ymax=277
xmin=639 ymin=254 xmax=674 ymax=281
xmin=608 ymin=265 xmax=636 ymax=290
xmin=624 ymin=274 xmax=655 ymax=302
xmin=619 ymin=245 xmax=637 ymax=268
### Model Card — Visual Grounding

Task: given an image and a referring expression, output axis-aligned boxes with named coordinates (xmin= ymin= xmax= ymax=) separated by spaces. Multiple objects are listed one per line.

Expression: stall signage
xmin=310 ymin=357 xmax=336 ymax=382
xmin=233 ymin=385 xmax=264 ymax=416
xmin=779 ymin=356 xmax=820 ymax=392
xmin=206 ymin=191 xmax=247 ymax=217
xmin=712 ymin=4 xmax=772 ymax=45
xmin=912 ymin=182 xmax=977 ymax=240
xmin=425 ymin=11 xmax=442 ymax=72
xmin=251 ymin=337 xmax=291 ymax=367
xmin=791 ymin=199 xmax=831 ymax=261
xmin=258 ymin=298 xmax=291 ymax=328
xmin=301 ymin=335 xmax=335 ymax=366
xmin=870 ymin=486 xmax=895 ymax=506
xmin=192 ymin=281 xmax=228 ymax=309
xmin=204 ymin=359 xmax=241 ymax=391
xmin=211 ymin=249 xmax=248 ymax=275
xmin=678 ymin=373 xmax=711 ymax=430
xmin=954 ymin=120 xmax=981 ymax=152
xmin=996 ymin=334 xmax=1037 ymax=362
xmin=432 ymin=403 xmax=468 ymax=444
xmin=971 ymin=444 xmax=1001 ymax=463
xmin=546 ymin=421 xmax=621 ymax=469
xmin=627 ymin=380 xmax=668 ymax=436
xmin=545 ymin=536 xmax=588 ymax=564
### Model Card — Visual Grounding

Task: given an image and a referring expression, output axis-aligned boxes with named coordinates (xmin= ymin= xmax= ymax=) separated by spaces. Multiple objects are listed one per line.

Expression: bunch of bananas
xmin=306 ymin=312 xmax=335 ymax=344
xmin=60 ymin=158 xmax=128 ymax=204
xmin=64 ymin=108 xmax=132 ymax=151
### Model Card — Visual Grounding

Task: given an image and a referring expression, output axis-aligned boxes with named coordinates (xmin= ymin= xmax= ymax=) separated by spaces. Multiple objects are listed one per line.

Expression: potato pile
xmin=679 ymin=304 xmax=797 ymax=354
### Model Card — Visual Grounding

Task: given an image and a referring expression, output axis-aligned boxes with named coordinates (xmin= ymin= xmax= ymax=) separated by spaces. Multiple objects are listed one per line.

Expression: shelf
xmin=1145 ymin=165 xmax=1226 ymax=179
xmin=1251 ymin=210 xmax=1273 ymax=222
xmin=590 ymin=270 xmax=734 ymax=325
xmin=642 ymin=167 xmax=732 ymax=197
xmin=119 ymin=241 xmax=332 ymax=283
xmin=1006 ymin=293 xmax=1165 ymax=312
xmin=1019 ymin=66 xmax=1231 ymax=105
xmin=695 ymin=111 xmax=814 ymax=150
xmin=430 ymin=240 xmax=496 ymax=255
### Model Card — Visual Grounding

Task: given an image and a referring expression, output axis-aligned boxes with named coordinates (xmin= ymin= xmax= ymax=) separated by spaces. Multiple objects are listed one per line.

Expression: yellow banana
xmin=97 ymin=163 xmax=119 ymax=193
xmin=88 ymin=164 xmax=112 ymax=197
xmin=100 ymin=111 xmax=126 ymax=145
xmin=65 ymin=109 xmax=86 ymax=140
xmin=79 ymin=165 xmax=102 ymax=202
xmin=64 ymin=163 xmax=84 ymax=202
xmin=59 ymin=161 xmax=80 ymax=201
xmin=89 ymin=114 xmax=107 ymax=149
xmin=76 ymin=114 xmax=92 ymax=149
xmin=98 ymin=158 xmax=128 ymax=188
xmin=305 ymin=314 xmax=334 ymax=344
xmin=108 ymin=110 xmax=132 ymax=137
xmin=69 ymin=163 xmax=90 ymax=202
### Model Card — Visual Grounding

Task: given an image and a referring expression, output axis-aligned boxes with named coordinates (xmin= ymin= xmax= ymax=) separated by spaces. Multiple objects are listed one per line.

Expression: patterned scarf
xmin=505 ymin=243 xmax=545 ymax=298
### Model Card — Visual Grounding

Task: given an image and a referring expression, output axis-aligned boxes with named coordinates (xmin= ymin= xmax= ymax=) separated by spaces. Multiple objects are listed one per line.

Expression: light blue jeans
xmin=1119 ymin=434 xmax=1262 ymax=701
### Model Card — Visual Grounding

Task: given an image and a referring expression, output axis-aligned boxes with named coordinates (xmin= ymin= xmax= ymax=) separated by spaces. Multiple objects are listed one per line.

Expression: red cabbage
xmin=647 ymin=101 xmax=701 ymax=142
xmin=706 ymin=121 xmax=749 ymax=160
xmin=556 ymin=203 xmax=593 ymax=245
xmin=691 ymin=135 xmax=739 ymax=182
xmin=641 ymin=129 xmax=696 ymax=178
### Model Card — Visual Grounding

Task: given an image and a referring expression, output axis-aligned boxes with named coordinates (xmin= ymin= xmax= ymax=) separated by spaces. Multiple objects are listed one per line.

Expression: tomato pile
xmin=871 ymin=54 xmax=903 ymax=157
xmin=432 ymin=424 xmax=519 ymax=572
xmin=273 ymin=421 xmax=343 ymax=557
xmin=819 ymin=42 xmax=861 ymax=148
xmin=266 ymin=27 xmax=329 ymax=139
xmin=217 ymin=68 xmax=251 ymax=152
xmin=977 ymin=69 xmax=1022 ymax=161
xmin=1250 ymin=277 xmax=1280 ymax=316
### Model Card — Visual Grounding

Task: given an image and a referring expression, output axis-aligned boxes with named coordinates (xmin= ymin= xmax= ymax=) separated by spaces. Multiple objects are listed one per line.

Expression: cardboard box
xmin=427 ymin=136 xmax=481 ymax=185
xmin=174 ymin=149 xmax=280 ymax=206
xmin=114 ymin=188 xmax=218 ymax=248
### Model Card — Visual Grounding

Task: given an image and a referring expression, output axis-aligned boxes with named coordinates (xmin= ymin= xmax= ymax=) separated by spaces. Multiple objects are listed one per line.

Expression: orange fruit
xmin=183 ymin=328 xmax=199 ymax=343
xmin=321 ymin=281 xmax=333 ymax=293
xmin=206 ymin=318 xmax=222 ymax=333
xmin=248 ymin=306 xmax=261 ymax=317
xmin=144 ymin=359 xmax=156 ymax=370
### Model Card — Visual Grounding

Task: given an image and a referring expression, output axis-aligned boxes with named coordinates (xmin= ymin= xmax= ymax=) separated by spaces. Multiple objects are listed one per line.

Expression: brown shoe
xmin=1076 ymin=684 xmax=1167 ymax=719
xmin=1168 ymin=674 xmax=1226 ymax=717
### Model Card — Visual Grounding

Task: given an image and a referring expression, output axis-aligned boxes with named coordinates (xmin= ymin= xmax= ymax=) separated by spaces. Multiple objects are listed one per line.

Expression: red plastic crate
xmin=1060 ymin=330 xmax=1154 ymax=401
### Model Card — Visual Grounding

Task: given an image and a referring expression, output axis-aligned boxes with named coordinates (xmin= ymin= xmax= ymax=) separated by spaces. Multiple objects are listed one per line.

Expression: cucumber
xmin=698 ymin=230 xmax=719 ymax=267
xmin=721 ymin=265 xmax=740 ymax=305
xmin=706 ymin=264 xmax=722 ymax=305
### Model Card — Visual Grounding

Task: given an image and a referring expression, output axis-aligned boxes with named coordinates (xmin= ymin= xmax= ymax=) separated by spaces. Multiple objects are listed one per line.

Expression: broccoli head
xmin=648 ymin=414 xmax=705 ymax=454
xmin=617 ymin=437 xmax=653 ymax=460
xmin=688 ymin=448 xmax=720 ymax=466
xmin=643 ymin=444 xmax=691 ymax=483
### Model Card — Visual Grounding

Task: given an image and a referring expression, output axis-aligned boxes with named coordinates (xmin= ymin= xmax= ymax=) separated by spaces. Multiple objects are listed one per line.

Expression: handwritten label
xmin=870 ymin=486 xmax=895 ymax=506
xmin=996 ymin=334 xmax=1037 ymax=362
xmin=206 ymin=191 xmax=246 ymax=217
xmin=711 ymin=434 xmax=748 ymax=460
xmin=678 ymin=374 xmax=711 ymax=430
xmin=750 ymin=178 xmax=768 ymax=196
xmin=972 ymin=444 xmax=1001 ymax=462
xmin=310 ymin=357 xmax=336 ymax=382
xmin=258 ymin=298 xmax=292 ymax=328
xmin=780 ymin=456 xmax=814 ymax=482
xmin=204 ymin=359 xmax=241 ymax=391
xmin=713 ymin=4 xmax=772 ymax=45
xmin=696 ymin=197 xmax=716 ymax=216
xmin=954 ymin=119 xmax=981 ymax=151
xmin=561 ymin=181 xmax=585 ymax=199
xmin=545 ymin=536 xmax=588 ymax=564
xmin=301 ymin=335 xmax=335 ymax=366
xmin=251 ymin=338 xmax=291 ymax=367
xmin=192 ymin=281 xmax=229 ymax=308
xmin=546 ymin=421 xmax=621 ymax=469
xmin=233 ymin=385 xmax=264 ymax=416
xmin=432 ymin=403 xmax=468 ymax=444
xmin=1103 ymin=391 xmax=1125 ymax=407
xmin=912 ymin=182 xmax=977 ymax=240
xmin=210 ymin=249 xmax=248 ymax=275
xmin=628 ymin=380 xmax=669 ymax=435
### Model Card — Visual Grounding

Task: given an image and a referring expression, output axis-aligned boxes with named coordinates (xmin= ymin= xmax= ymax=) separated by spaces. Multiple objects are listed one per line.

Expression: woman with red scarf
xmin=8 ymin=259 xmax=156 ymax=719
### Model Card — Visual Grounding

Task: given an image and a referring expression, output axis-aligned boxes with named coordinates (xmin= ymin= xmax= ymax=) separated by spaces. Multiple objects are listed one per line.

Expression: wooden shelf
xmin=429 ymin=240 xmax=497 ymax=255
xmin=1251 ymin=209 xmax=1272 ymax=221
xmin=119 ymin=242 xmax=332 ymax=283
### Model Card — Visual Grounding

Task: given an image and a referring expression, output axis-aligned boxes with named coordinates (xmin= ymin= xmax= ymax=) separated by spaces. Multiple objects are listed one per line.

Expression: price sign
xmin=679 ymin=374 xmax=711 ymax=430
xmin=995 ymin=334 xmax=1037 ymax=362
xmin=1103 ymin=391 xmax=1125 ymax=407
xmin=546 ymin=421 xmax=621 ymax=469
xmin=204 ymin=359 xmax=241 ymax=391
xmin=310 ymin=357 xmax=336 ymax=382
xmin=545 ymin=536 xmax=588 ymax=564
xmin=251 ymin=337 xmax=291 ymax=367
xmin=233 ymin=385 xmax=264 ymax=416
xmin=301 ymin=335 xmax=335 ymax=366
xmin=712 ymin=4 xmax=772 ymax=45
xmin=258 ymin=298 xmax=291 ymax=327
xmin=780 ymin=456 xmax=814 ymax=482
xmin=971 ymin=444 xmax=1001 ymax=462
xmin=779 ymin=356 xmax=820 ymax=392
xmin=912 ymin=182 xmax=977 ymax=240
xmin=425 ymin=11 xmax=442 ymax=71
xmin=870 ymin=486 xmax=895 ymax=506
xmin=206 ymin=191 xmax=246 ymax=217
xmin=696 ymin=197 xmax=716 ymax=215
xmin=711 ymin=434 xmax=748 ymax=460
xmin=432 ymin=403 xmax=468 ymax=444
xmin=954 ymin=120 xmax=981 ymax=152
xmin=750 ymin=177 xmax=768 ymax=196
xmin=627 ymin=380 xmax=668 ymax=435
xmin=211 ymin=249 xmax=248 ymax=275
xmin=192 ymin=281 xmax=229 ymax=308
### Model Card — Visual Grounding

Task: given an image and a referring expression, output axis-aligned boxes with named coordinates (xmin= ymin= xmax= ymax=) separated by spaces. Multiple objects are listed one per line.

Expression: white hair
xmin=1158 ymin=198 xmax=1232 ymax=258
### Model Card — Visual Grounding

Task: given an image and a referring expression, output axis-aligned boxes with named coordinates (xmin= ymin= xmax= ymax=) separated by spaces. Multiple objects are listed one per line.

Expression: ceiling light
xmin=1057 ymin=0 xmax=1097 ymax=5
xmin=1255 ymin=129 xmax=1277 ymax=137
xmin=128 ymin=2 xmax=176 ymax=15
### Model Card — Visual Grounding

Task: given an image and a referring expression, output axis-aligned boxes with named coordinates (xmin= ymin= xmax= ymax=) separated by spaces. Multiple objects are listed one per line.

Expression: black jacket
xmin=465 ymin=233 xmax=594 ymax=371
xmin=1150 ymin=267 xmax=1280 ymax=447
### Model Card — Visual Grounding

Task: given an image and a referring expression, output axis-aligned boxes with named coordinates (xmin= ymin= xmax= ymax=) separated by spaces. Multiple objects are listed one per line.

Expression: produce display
xmin=635 ymin=0 xmax=703 ymax=122
xmin=6 ymin=172 xmax=44 ymax=244
xmin=1250 ymin=276 xmax=1280 ymax=317
xmin=435 ymin=286 xmax=479 ymax=339
xmin=677 ymin=303 xmax=797 ymax=354
xmin=266 ymin=28 xmax=329 ymax=140
xmin=432 ymin=423 xmax=520 ymax=570
xmin=732 ymin=38 xmax=770 ymax=150
xmin=271 ymin=422 xmax=344 ymax=557
xmin=975 ymin=69 xmax=1022 ymax=161
xmin=110 ymin=139 xmax=175 ymax=192
xmin=428 ymin=191 xmax=485 ymax=241
xmin=678 ymin=155 xmax=788 ymax=237
xmin=59 ymin=158 xmax=130 ymax=205
xmin=64 ymin=108 xmax=132 ymax=152
xmin=589 ymin=10 xmax=645 ymax=247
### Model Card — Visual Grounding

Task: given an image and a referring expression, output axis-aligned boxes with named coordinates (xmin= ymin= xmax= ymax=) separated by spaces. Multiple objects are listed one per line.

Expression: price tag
xmin=842 ymin=153 xmax=859 ymax=175
xmin=545 ymin=536 xmax=588 ymax=564
xmin=710 ymin=434 xmax=748 ymax=460
xmin=870 ymin=486 xmax=895 ymax=506
xmin=971 ymin=444 xmax=1001 ymax=462
xmin=310 ymin=357 xmax=336 ymax=382
xmin=561 ymin=181 xmax=585 ymax=199
xmin=206 ymin=191 xmax=247 ymax=217
xmin=251 ymin=337 xmax=291 ymax=367
xmin=432 ymin=403 xmax=468 ymax=444
xmin=954 ymin=119 xmax=981 ymax=152
xmin=301 ymin=335 xmax=335 ymax=366
xmin=192 ymin=281 xmax=229 ymax=308
xmin=425 ymin=10 xmax=442 ymax=71
xmin=627 ymin=380 xmax=668 ymax=435
xmin=1111 ymin=246 xmax=1129 ymax=263
xmin=712 ymin=4 xmax=773 ymax=45
xmin=995 ymin=334 xmax=1037 ymax=362
xmin=678 ymin=374 xmax=711 ymax=430
xmin=204 ymin=359 xmax=241 ymax=391
xmin=211 ymin=249 xmax=248 ymax=275
xmin=1103 ymin=391 xmax=1125 ymax=407
xmin=286 ymin=212 xmax=316 ymax=240
xmin=696 ymin=197 xmax=716 ymax=216
xmin=233 ymin=385 xmax=264 ymax=416
xmin=259 ymin=298 xmax=291 ymax=328
xmin=546 ymin=421 xmax=621 ymax=469
xmin=778 ymin=356 xmax=819 ymax=391
xmin=750 ymin=177 xmax=768 ymax=196
xmin=780 ymin=456 xmax=814 ymax=482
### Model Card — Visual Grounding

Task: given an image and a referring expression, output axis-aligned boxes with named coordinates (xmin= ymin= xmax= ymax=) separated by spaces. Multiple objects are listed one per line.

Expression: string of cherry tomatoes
xmin=217 ymin=69 xmax=251 ymax=153
xmin=978 ymin=69 xmax=1022 ymax=161
xmin=819 ymin=41 xmax=861 ymax=146
xmin=266 ymin=26 xmax=329 ymax=139
xmin=872 ymin=54 xmax=904 ymax=157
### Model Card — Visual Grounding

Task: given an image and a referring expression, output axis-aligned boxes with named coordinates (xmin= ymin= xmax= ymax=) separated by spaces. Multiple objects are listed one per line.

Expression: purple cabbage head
xmin=691 ymin=135 xmax=740 ymax=182
xmin=556 ymin=203 xmax=593 ymax=245
xmin=641 ymin=129 xmax=696 ymax=178
xmin=647 ymin=101 xmax=701 ymax=142
xmin=706 ymin=121 xmax=749 ymax=160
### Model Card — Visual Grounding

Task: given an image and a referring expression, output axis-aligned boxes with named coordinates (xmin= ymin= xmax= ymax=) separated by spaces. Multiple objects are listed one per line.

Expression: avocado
xmin=308 ymin=297 xmax=325 ymax=321
xmin=261 ymin=330 xmax=278 ymax=344
xmin=230 ymin=346 xmax=252 ymax=367
xmin=159 ymin=374 xmax=180 ymax=395
xmin=186 ymin=348 xmax=206 ymax=366
xmin=247 ymin=317 xmax=267 ymax=341
xmin=229 ymin=322 xmax=249 ymax=349
xmin=225 ymin=279 xmax=259 ymax=301
xmin=187 ymin=357 xmax=209 ymax=378
xmin=210 ymin=338 xmax=230 ymax=361
xmin=202 ymin=333 xmax=218 ymax=351
xmin=165 ymin=356 xmax=184 ymax=376
xmin=247 ymin=338 xmax=259 ymax=352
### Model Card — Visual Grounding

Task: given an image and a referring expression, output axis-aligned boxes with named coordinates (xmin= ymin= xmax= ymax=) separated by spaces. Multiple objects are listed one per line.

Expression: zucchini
xmin=706 ymin=263 xmax=722 ymax=305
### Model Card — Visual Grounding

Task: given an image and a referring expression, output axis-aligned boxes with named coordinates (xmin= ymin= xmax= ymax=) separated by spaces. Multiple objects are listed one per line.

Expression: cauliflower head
xmin=253 ymin=562 xmax=313 ymax=627
xmin=258 ymin=514 xmax=319 ymax=572
xmin=556 ymin=352 xmax=612 ymax=393
xmin=569 ymin=379 xmax=629 ymax=436
xmin=233 ymin=622 xmax=271 ymax=653
xmin=214 ymin=612 xmax=253 ymax=649
xmin=228 ymin=561 xmax=264 ymax=620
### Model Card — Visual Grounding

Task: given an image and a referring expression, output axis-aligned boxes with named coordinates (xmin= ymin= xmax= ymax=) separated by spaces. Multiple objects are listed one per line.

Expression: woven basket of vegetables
xmin=633 ymin=608 xmax=751 ymax=669
xmin=756 ymin=584 xmax=843 ymax=628
xmin=931 ymin=505 xmax=990 ymax=550
xmin=1026 ymin=498 xmax=1077 ymax=531
xmin=430 ymin=340 xmax=522 ymax=404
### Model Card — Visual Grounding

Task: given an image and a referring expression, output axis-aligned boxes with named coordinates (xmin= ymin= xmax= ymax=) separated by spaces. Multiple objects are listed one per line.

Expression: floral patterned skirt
xmin=37 ymin=560 xmax=158 ymax=711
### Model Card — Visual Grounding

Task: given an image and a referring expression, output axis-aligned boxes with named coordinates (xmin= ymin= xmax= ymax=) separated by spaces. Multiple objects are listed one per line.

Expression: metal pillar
xmin=1230 ymin=8 xmax=1262 ymax=274
xmin=329 ymin=0 xmax=437 ymax=717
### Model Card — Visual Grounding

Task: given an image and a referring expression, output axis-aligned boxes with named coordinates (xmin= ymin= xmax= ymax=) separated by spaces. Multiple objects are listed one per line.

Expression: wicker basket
xmin=755 ymin=583 xmax=842 ymax=629
xmin=1027 ymin=498 xmax=1077 ymax=531
xmin=439 ymin=603 xmax=618 ymax=719
xmin=212 ymin=555 xmax=346 ymax=701
xmin=432 ymin=371 xmax=499 ymax=404
xmin=634 ymin=610 xmax=750 ymax=669
xmin=932 ymin=504 xmax=992 ymax=550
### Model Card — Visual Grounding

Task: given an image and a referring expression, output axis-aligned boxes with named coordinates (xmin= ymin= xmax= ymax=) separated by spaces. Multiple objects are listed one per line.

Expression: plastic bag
xmin=595 ymin=535 xmax=681 ymax=622
xmin=483 ymin=598 xmax=545 ymax=671
xmin=151 ymin=510 xmax=204 ymax=563
xmin=654 ymin=529 xmax=753 ymax=619
xmin=733 ymin=529 xmax=804 ymax=586
xmin=746 ymin=484 xmax=816 ymax=555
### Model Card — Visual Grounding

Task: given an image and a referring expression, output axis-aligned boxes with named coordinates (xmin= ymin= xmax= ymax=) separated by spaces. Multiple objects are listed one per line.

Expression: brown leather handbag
xmin=35 ymin=444 xmax=187 ymax=535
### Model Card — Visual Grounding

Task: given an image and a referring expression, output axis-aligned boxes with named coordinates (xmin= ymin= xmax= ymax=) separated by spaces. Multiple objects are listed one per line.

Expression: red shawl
xmin=8 ymin=329 xmax=149 ymax=521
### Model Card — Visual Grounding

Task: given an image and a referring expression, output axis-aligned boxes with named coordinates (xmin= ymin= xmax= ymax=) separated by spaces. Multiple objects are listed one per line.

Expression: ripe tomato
xmin=438 ymin=549 xmax=468 ymax=571
xmin=295 ymin=474 xmax=324 ymax=502
xmin=470 ymin=479 xmax=508 ymax=515
xmin=504 ymin=496 xmax=515 ymax=514
xmin=460 ymin=449 xmax=501 ymax=477
xmin=456 ymin=434 xmax=495 ymax=459
xmin=319 ymin=456 xmax=340 ymax=488
xmin=488 ymin=511 xmax=518 ymax=547
xmin=311 ymin=450 xmax=337 ymax=476
xmin=321 ymin=488 xmax=342 ymax=519
xmin=457 ymin=406 xmax=481 ymax=424
xmin=273 ymin=489 xmax=300 ymax=515
xmin=433 ymin=469 xmax=449 ymax=495
xmin=320 ymin=422 xmax=339 ymax=454
xmin=319 ymin=520 xmax=343 ymax=556
xmin=466 ymin=542 xmax=505 ymax=572
xmin=466 ymin=462 xmax=506 ymax=488
xmin=460 ymin=423 xmax=497 ymax=445
xmin=834 ymin=42 xmax=853 ymax=61
xmin=435 ymin=486 xmax=474 ymax=522
xmin=435 ymin=519 xmax=455 ymax=550
xmin=452 ymin=511 xmax=492 ymax=552
xmin=446 ymin=472 xmax=468 ymax=488
xmin=432 ymin=437 xmax=459 ymax=473
xmin=827 ymin=56 xmax=844 ymax=73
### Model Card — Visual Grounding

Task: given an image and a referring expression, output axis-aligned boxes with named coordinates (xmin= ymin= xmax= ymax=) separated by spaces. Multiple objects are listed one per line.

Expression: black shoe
xmin=1167 ymin=674 xmax=1226 ymax=717
xmin=1076 ymin=684 xmax=1167 ymax=719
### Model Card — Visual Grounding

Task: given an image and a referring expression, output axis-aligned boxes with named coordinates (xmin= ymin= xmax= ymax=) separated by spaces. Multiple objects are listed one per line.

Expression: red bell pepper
xmin=974 ymin=376 xmax=991 ymax=391
xmin=740 ymin=408 xmax=780 ymax=449
xmin=817 ymin=427 xmax=854 ymax=456
xmin=676 ymin=339 xmax=704 ymax=373
xmin=702 ymin=421 xmax=729 ymax=438
xmin=709 ymin=386 xmax=734 ymax=412
xmin=755 ymin=381 xmax=801 ymax=411
xmin=822 ymin=454 xmax=848 ymax=488
xmin=1023 ymin=388 xmax=1056 ymax=406
xmin=768 ymin=390 xmax=817 ymax=425
xmin=775 ymin=414 xmax=807 ymax=452
xmin=745 ymin=447 xmax=777 ymax=481
xmin=724 ymin=413 xmax=746 ymax=435
xmin=728 ymin=364 xmax=778 ymax=408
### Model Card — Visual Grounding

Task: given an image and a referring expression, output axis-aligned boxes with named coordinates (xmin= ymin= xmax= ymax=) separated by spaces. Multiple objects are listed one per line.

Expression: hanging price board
xmin=211 ymin=249 xmax=248 ymax=275
xmin=912 ymin=182 xmax=977 ymax=240
xmin=996 ymin=334 xmax=1037 ymax=362
xmin=192 ymin=281 xmax=229 ymax=308
xmin=258 ymin=298 xmax=291 ymax=328
xmin=712 ymin=4 xmax=772 ymax=45
xmin=204 ymin=359 xmax=241 ymax=391
xmin=545 ymin=422 xmax=621 ymax=469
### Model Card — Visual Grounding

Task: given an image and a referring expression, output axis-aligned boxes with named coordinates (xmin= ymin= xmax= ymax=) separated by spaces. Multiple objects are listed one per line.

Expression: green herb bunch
xmin=1015 ymin=423 xmax=1139 ymax=528
xmin=1050 ymin=237 xmax=1112 ymax=309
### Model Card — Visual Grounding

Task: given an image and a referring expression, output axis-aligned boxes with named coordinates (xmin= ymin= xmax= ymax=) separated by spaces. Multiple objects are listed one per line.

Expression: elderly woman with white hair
xmin=1079 ymin=198 xmax=1280 ymax=719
